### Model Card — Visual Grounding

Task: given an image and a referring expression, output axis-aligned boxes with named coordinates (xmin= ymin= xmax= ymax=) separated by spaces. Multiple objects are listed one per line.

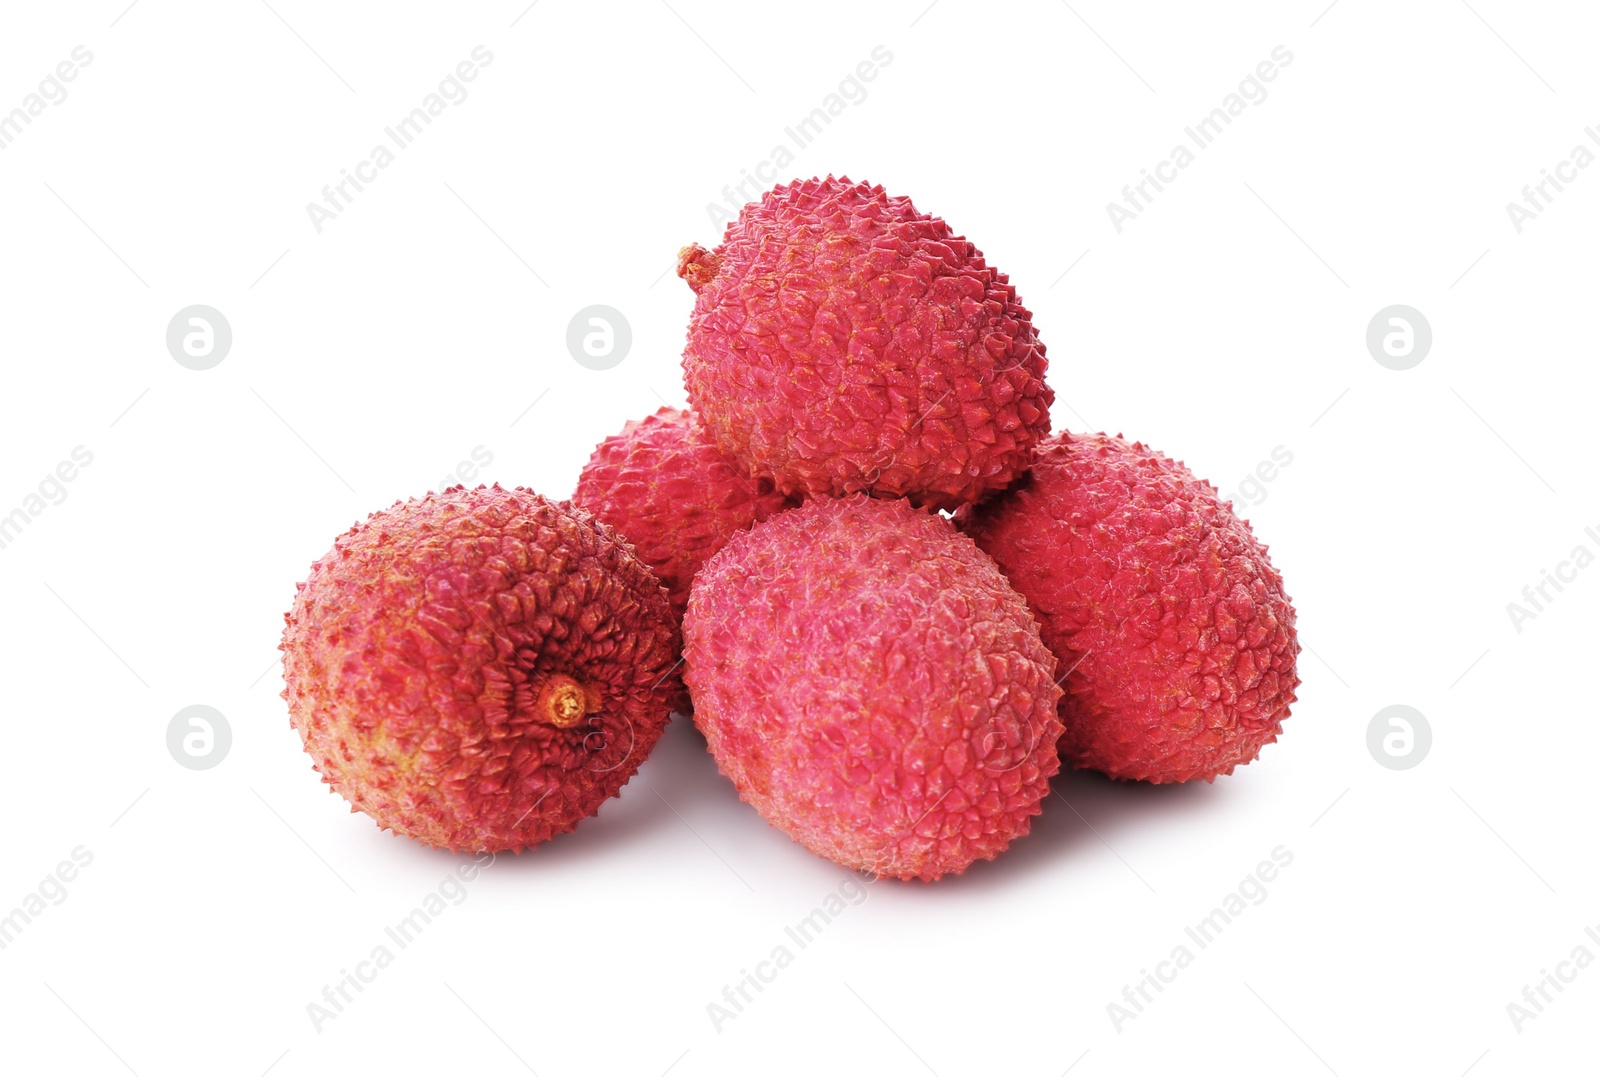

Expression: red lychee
xmin=956 ymin=433 xmax=1300 ymax=783
xmin=679 ymin=176 xmax=1053 ymax=511
xmin=281 ymin=484 xmax=679 ymax=852
xmin=683 ymin=495 xmax=1063 ymax=881
xmin=572 ymin=407 xmax=795 ymax=712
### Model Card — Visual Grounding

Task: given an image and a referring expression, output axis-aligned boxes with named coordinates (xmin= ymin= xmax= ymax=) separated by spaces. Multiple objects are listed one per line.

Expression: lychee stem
xmin=530 ymin=672 xmax=596 ymax=728
xmin=677 ymin=243 xmax=721 ymax=294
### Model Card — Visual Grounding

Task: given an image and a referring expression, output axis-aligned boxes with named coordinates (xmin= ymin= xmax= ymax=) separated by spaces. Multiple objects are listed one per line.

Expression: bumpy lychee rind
xmin=956 ymin=433 xmax=1300 ymax=784
xmin=281 ymin=484 xmax=679 ymax=853
xmin=572 ymin=407 xmax=795 ymax=711
xmin=683 ymin=496 xmax=1063 ymax=881
xmin=679 ymin=176 xmax=1053 ymax=511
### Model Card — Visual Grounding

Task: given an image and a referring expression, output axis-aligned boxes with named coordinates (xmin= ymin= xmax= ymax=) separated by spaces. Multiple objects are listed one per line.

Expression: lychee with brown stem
xmin=679 ymin=176 xmax=1053 ymax=511
xmin=280 ymin=484 xmax=679 ymax=852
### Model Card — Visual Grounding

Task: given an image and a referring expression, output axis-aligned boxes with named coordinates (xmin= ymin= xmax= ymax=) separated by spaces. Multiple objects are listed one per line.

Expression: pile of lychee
xmin=281 ymin=177 xmax=1300 ymax=882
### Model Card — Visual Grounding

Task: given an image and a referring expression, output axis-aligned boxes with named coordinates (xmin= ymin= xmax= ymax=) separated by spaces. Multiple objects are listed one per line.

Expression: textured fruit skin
xmin=956 ymin=433 xmax=1300 ymax=783
xmin=281 ymin=484 xmax=678 ymax=853
xmin=679 ymin=176 xmax=1053 ymax=511
xmin=572 ymin=407 xmax=795 ymax=711
xmin=683 ymin=496 xmax=1063 ymax=881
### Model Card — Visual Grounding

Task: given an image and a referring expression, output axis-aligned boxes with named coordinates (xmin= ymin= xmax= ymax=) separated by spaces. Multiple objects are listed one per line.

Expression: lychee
xmin=679 ymin=176 xmax=1053 ymax=511
xmin=683 ymin=495 xmax=1063 ymax=881
xmin=572 ymin=406 xmax=795 ymax=712
xmin=281 ymin=484 xmax=679 ymax=852
xmin=956 ymin=432 xmax=1300 ymax=783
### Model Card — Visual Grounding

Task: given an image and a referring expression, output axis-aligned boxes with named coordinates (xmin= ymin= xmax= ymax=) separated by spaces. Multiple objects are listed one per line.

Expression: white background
xmin=1 ymin=1 xmax=1595 ymax=1074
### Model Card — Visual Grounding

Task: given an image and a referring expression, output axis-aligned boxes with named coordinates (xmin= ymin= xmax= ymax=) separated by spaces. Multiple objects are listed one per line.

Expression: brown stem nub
xmin=530 ymin=672 xmax=600 ymax=728
xmin=677 ymin=243 xmax=721 ymax=294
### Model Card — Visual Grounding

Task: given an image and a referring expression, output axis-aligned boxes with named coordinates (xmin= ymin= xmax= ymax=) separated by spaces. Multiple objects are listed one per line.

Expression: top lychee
xmin=679 ymin=176 xmax=1053 ymax=511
